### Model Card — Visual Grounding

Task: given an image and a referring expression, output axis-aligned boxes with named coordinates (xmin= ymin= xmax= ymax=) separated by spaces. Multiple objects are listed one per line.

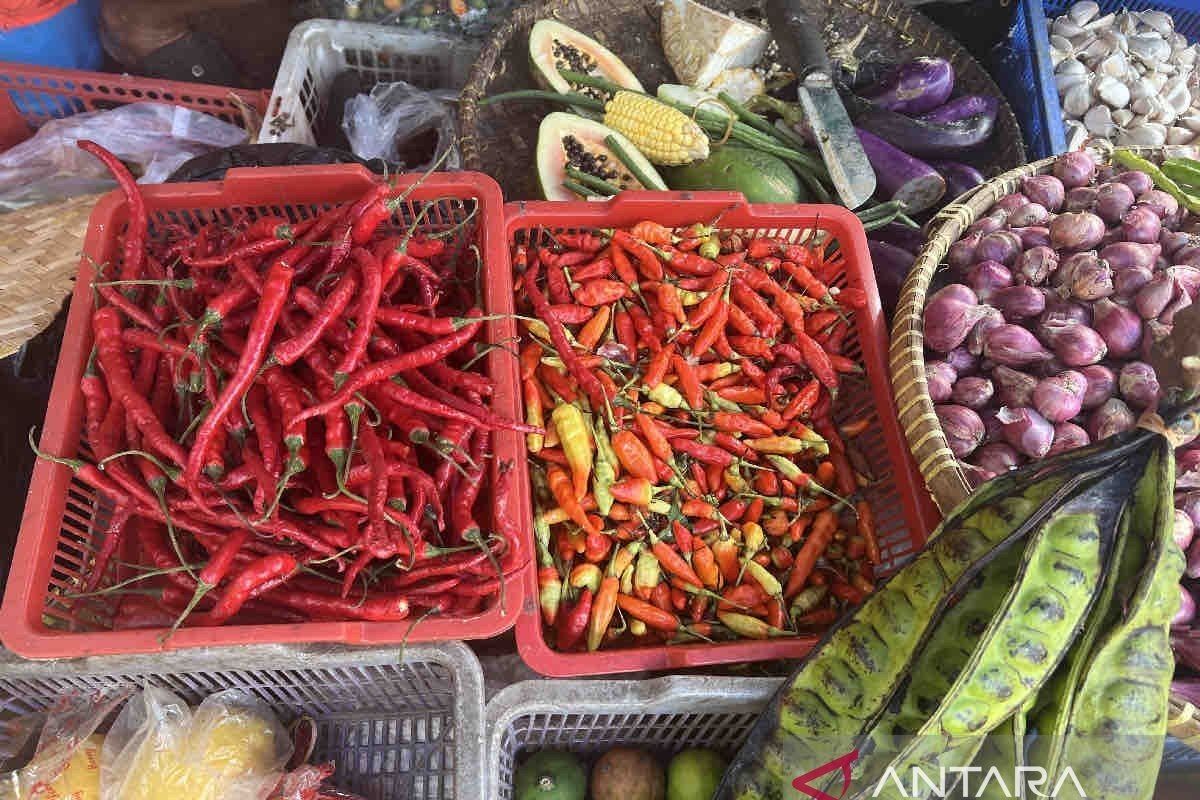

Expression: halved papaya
xmin=536 ymin=113 xmax=666 ymax=201
xmin=529 ymin=20 xmax=644 ymax=99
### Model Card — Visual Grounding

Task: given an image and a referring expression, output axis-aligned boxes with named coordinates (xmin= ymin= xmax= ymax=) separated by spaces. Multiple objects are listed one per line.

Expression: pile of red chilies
xmin=51 ymin=141 xmax=534 ymax=631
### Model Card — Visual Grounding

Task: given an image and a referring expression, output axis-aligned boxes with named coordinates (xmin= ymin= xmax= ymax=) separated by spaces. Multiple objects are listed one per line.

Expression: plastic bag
xmin=342 ymin=81 xmax=460 ymax=171
xmin=0 ymin=686 xmax=132 ymax=800
xmin=101 ymin=688 xmax=291 ymax=800
xmin=0 ymin=102 xmax=248 ymax=210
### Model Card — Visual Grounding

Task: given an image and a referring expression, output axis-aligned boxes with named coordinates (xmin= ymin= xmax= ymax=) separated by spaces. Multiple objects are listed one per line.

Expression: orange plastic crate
xmin=0 ymin=60 xmax=268 ymax=152
xmin=0 ymin=164 xmax=529 ymax=658
xmin=505 ymin=192 xmax=939 ymax=676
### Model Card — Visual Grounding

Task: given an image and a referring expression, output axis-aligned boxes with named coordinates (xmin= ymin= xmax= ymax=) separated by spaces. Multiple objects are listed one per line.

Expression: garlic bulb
xmin=1050 ymin=1 xmax=1200 ymax=148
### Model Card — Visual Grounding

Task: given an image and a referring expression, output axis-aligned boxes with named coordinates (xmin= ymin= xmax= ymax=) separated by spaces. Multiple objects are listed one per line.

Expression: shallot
xmin=936 ymin=404 xmax=985 ymax=457
xmin=997 ymin=406 xmax=1055 ymax=459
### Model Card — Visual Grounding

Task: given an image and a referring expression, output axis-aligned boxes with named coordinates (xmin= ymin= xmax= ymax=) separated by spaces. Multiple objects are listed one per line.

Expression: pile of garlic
xmin=1050 ymin=1 xmax=1200 ymax=149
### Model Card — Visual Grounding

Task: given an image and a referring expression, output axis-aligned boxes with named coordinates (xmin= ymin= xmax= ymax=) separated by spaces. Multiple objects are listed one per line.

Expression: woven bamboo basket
xmin=458 ymin=0 xmax=1025 ymax=199
xmin=887 ymin=143 xmax=1200 ymax=748
xmin=887 ymin=144 xmax=1166 ymax=512
xmin=0 ymin=193 xmax=102 ymax=359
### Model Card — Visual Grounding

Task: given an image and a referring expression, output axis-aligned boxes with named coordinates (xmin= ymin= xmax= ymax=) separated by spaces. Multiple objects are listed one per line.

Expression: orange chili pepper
xmin=765 ymin=597 xmax=785 ymax=629
xmin=647 ymin=531 xmax=705 ymax=590
xmin=717 ymin=385 xmax=766 ymax=404
xmin=630 ymin=220 xmax=675 ymax=245
xmin=643 ymin=342 xmax=675 ymax=390
xmin=784 ymin=508 xmax=837 ymax=599
xmin=856 ymin=499 xmax=880 ymax=566
xmin=523 ymin=378 xmax=544 ymax=454
xmin=711 ymin=535 xmax=740 ymax=585
xmin=538 ymin=363 xmax=577 ymax=404
xmin=782 ymin=378 xmax=822 ymax=423
xmin=610 ymin=476 xmax=655 ymax=507
xmin=681 ymin=498 xmax=717 ymax=519
xmin=670 ymin=586 xmax=688 ymax=612
xmin=744 ymin=497 xmax=765 ymax=525
xmin=691 ymin=539 xmax=720 ymax=590
xmin=671 ymin=354 xmax=704 ymax=410
xmin=706 ymin=462 xmax=725 ymax=496
xmin=611 ymin=239 xmax=638 ymax=286
xmin=815 ymin=460 xmax=837 ymax=488
xmin=612 ymin=230 xmax=664 ymax=281
xmin=547 ymin=466 xmax=600 ymax=535
xmin=585 ymin=531 xmax=612 ymax=563
xmin=520 ymin=341 xmax=542 ymax=380
xmin=611 ymin=429 xmax=657 ymax=482
xmin=617 ymin=593 xmax=679 ymax=632
xmin=839 ymin=417 xmax=871 ymax=438
xmin=657 ymin=282 xmax=687 ymax=325
xmin=577 ymin=304 xmax=611 ymax=352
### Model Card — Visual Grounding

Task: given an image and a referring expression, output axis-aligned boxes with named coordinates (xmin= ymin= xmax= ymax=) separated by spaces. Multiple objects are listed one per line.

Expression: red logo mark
xmin=792 ymin=749 xmax=861 ymax=800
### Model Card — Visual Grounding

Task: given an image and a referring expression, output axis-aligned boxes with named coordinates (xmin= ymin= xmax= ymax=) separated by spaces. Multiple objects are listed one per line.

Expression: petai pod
xmin=716 ymin=430 xmax=1151 ymax=800
xmin=1025 ymin=482 xmax=1145 ymax=785
xmin=1053 ymin=442 xmax=1184 ymax=800
xmin=857 ymin=455 xmax=1143 ymax=800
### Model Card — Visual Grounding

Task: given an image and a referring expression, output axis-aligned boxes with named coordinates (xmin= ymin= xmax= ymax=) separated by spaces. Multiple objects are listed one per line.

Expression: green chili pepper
xmin=1113 ymin=149 xmax=1200 ymax=214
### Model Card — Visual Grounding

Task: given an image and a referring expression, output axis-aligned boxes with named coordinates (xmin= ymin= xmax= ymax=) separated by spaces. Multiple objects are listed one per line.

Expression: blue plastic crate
xmin=995 ymin=0 xmax=1200 ymax=160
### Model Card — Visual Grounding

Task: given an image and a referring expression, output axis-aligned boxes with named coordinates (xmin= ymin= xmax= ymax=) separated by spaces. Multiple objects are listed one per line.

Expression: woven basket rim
xmin=458 ymin=0 xmax=1026 ymax=179
xmin=887 ymin=144 xmax=1167 ymax=513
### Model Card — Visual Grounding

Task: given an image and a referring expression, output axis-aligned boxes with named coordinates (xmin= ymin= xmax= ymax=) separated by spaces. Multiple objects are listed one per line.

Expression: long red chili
xmin=78 ymin=140 xmax=146 ymax=286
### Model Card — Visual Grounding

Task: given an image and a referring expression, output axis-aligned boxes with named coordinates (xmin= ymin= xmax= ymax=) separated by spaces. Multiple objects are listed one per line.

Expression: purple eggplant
xmin=920 ymin=95 xmax=998 ymax=125
xmin=869 ymin=222 xmax=924 ymax=255
xmin=848 ymin=99 xmax=998 ymax=158
xmin=863 ymin=57 xmax=955 ymax=115
xmin=931 ymin=160 xmax=985 ymax=200
xmin=856 ymin=128 xmax=946 ymax=213
xmin=868 ymin=239 xmax=915 ymax=319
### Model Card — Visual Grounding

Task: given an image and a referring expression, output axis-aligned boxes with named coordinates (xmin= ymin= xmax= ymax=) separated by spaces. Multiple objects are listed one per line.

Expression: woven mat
xmin=0 ymin=194 xmax=102 ymax=359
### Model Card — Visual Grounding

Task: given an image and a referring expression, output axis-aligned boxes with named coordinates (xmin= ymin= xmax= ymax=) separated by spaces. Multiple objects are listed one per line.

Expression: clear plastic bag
xmin=0 ymin=686 xmax=131 ymax=800
xmin=100 ymin=688 xmax=291 ymax=800
xmin=0 ymin=102 xmax=249 ymax=210
xmin=342 ymin=81 xmax=460 ymax=171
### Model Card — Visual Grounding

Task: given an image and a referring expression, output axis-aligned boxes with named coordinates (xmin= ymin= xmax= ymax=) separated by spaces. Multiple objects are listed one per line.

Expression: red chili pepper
xmin=79 ymin=141 xmax=146 ymax=286
xmin=626 ymin=303 xmax=661 ymax=354
xmin=556 ymin=588 xmax=594 ymax=650
xmin=524 ymin=265 xmax=609 ymax=413
xmin=612 ymin=231 xmax=664 ymax=281
xmin=611 ymin=241 xmax=639 ymax=286
xmin=670 ymin=355 xmax=704 ymax=410
xmin=613 ymin=305 xmax=638 ymax=354
xmin=92 ymin=307 xmax=188 ymax=467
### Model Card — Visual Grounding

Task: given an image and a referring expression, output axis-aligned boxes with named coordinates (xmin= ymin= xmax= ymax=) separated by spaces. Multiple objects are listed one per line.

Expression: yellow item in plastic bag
xmin=37 ymin=734 xmax=102 ymax=800
xmin=101 ymin=689 xmax=289 ymax=800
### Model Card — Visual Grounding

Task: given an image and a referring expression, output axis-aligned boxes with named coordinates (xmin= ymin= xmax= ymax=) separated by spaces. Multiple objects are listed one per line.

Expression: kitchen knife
xmin=765 ymin=0 xmax=876 ymax=209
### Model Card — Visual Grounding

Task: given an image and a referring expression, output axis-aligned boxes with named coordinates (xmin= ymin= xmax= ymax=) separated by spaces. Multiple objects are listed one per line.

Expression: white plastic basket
xmin=260 ymin=18 xmax=481 ymax=146
xmin=486 ymin=676 xmax=782 ymax=799
xmin=486 ymin=676 xmax=1200 ymax=799
xmin=0 ymin=641 xmax=485 ymax=800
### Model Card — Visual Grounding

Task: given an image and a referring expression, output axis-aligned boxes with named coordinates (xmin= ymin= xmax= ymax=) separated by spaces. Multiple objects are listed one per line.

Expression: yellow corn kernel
xmin=604 ymin=91 xmax=709 ymax=166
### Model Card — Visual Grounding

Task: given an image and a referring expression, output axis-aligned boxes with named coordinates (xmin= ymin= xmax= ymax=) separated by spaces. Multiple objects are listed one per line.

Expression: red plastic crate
xmin=0 ymin=164 xmax=529 ymax=658
xmin=0 ymin=60 xmax=268 ymax=152
xmin=505 ymin=192 xmax=940 ymax=677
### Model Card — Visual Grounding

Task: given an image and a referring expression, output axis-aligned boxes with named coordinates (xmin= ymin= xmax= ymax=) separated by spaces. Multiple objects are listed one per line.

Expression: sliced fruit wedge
xmin=536 ymin=112 xmax=666 ymax=201
xmin=530 ymin=20 xmax=643 ymax=98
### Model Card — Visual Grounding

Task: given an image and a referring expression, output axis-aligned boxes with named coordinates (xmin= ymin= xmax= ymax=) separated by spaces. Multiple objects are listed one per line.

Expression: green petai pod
xmin=1053 ymin=442 xmax=1184 ymax=800
xmin=857 ymin=451 xmax=1146 ymax=800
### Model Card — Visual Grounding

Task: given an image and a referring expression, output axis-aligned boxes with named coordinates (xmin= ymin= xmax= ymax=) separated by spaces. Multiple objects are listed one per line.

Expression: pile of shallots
xmin=924 ymin=150 xmax=1195 ymax=472
xmin=922 ymin=149 xmax=1200 ymax=628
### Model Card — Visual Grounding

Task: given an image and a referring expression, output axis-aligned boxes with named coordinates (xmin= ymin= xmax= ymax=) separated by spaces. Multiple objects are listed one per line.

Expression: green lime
xmin=666 ymin=748 xmax=727 ymax=800
xmin=514 ymin=750 xmax=587 ymax=800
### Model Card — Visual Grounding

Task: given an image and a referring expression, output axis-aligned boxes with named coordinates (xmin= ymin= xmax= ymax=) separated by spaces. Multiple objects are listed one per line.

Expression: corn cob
xmin=603 ymin=91 xmax=709 ymax=166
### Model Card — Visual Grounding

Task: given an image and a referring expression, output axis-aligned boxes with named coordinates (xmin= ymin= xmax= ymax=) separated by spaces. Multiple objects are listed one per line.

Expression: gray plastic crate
xmin=260 ymin=18 xmax=479 ymax=145
xmin=487 ymin=676 xmax=1200 ymax=799
xmin=0 ymin=642 xmax=484 ymax=800
xmin=486 ymin=676 xmax=780 ymax=799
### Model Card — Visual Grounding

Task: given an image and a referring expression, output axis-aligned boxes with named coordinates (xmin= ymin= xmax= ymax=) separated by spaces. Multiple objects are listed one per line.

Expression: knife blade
xmin=765 ymin=0 xmax=876 ymax=209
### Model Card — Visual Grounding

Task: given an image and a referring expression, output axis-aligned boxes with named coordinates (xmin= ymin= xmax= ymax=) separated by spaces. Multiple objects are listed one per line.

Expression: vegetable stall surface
xmin=0 ymin=156 xmax=531 ymax=658
xmin=505 ymin=192 xmax=935 ymax=676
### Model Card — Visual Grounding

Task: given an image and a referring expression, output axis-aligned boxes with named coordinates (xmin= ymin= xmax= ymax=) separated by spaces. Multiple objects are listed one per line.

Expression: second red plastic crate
xmin=505 ymin=191 xmax=939 ymax=676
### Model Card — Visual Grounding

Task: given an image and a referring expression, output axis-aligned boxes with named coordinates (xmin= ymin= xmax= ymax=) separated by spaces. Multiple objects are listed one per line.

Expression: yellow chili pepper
xmin=629 ymin=618 xmax=648 ymax=636
xmin=570 ymin=563 xmax=603 ymax=594
xmin=677 ymin=289 xmax=707 ymax=306
xmin=742 ymin=522 xmax=765 ymax=554
xmin=724 ymin=465 xmax=748 ymax=494
xmin=539 ymin=508 xmax=572 ymax=527
xmin=647 ymin=382 xmax=687 ymax=409
xmin=552 ymin=402 xmax=593 ymax=499
xmin=620 ymin=563 xmax=636 ymax=596
xmin=634 ymin=550 xmax=661 ymax=600
xmin=744 ymin=435 xmax=829 ymax=455
xmin=743 ymin=559 xmax=783 ymax=598
xmin=717 ymin=611 xmax=791 ymax=639
xmin=592 ymin=421 xmax=618 ymax=516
